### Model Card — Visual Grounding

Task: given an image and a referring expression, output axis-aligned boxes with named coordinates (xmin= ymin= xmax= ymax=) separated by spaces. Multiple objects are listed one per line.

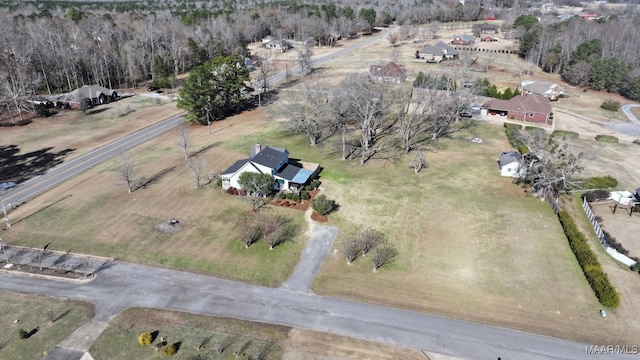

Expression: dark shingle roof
xmin=369 ymin=62 xmax=406 ymax=78
xmin=275 ymin=164 xmax=300 ymax=181
xmin=499 ymin=151 xmax=521 ymax=167
xmin=221 ymin=158 xmax=250 ymax=175
xmin=419 ymin=41 xmax=458 ymax=57
xmin=251 ymin=147 xmax=288 ymax=170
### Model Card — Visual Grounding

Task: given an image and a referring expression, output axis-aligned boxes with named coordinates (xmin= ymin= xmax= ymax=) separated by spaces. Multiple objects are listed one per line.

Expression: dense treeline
xmin=515 ymin=12 xmax=640 ymax=101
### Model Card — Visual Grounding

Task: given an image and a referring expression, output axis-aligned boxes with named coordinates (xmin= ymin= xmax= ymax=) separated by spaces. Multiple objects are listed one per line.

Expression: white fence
xmin=581 ymin=197 xmax=637 ymax=267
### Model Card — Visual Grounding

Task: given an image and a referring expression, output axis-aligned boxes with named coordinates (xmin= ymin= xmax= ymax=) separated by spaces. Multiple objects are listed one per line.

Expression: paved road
xmin=0 ymin=261 xmax=632 ymax=360
xmin=621 ymin=104 xmax=640 ymax=125
xmin=1 ymin=114 xmax=186 ymax=207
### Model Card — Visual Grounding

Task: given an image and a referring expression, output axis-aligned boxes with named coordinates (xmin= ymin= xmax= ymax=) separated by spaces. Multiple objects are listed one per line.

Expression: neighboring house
xmin=578 ymin=13 xmax=598 ymax=20
xmin=521 ymin=80 xmax=564 ymax=101
xmin=450 ymin=34 xmax=475 ymax=45
xmin=481 ymin=35 xmax=498 ymax=42
xmin=482 ymin=94 xmax=553 ymax=124
xmin=221 ymin=144 xmax=320 ymax=191
xmin=472 ymin=22 xmax=500 ymax=35
xmin=369 ymin=62 xmax=406 ymax=84
xmin=56 ymin=84 xmax=118 ymax=109
xmin=498 ymin=151 xmax=523 ymax=178
xmin=418 ymin=41 xmax=459 ymax=62
xmin=263 ymin=38 xmax=292 ymax=52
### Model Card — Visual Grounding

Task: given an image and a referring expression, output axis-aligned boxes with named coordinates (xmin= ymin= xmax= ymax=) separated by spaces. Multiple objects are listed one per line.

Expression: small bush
xmin=582 ymin=190 xmax=610 ymax=202
xmin=600 ymin=99 xmax=620 ymax=112
xmin=312 ymin=180 xmax=320 ymax=189
xmin=595 ymin=135 xmax=618 ymax=143
xmin=18 ymin=329 xmax=29 ymax=339
xmin=305 ymin=184 xmax=314 ymax=191
xmin=278 ymin=192 xmax=287 ymax=199
xmin=300 ymin=190 xmax=310 ymax=200
xmin=583 ymin=176 xmax=618 ymax=189
xmin=291 ymin=193 xmax=299 ymax=202
xmin=139 ymin=332 xmax=152 ymax=346
xmin=633 ymin=139 xmax=640 ymax=145
xmin=551 ymin=130 xmax=579 ymax=139
xmin=215 ymin=178 xmax=222 ymax=187
xmin=311 ymin=195 xmax=336 ymax=216
xmin=285 ymin=192 xmax=293 ymax=200
xmin=161 ymin=343 xmax=177 ymax=356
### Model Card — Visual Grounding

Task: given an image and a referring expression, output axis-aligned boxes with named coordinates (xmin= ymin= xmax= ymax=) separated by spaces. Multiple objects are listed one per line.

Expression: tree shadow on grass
xmin=150 ymin=330 xmax=159 ymax=343
xmin=85 ymin=107 xmax=110 ymax=116
xmin=52 ymin=309 xmax=71 ymax=323
xmin=0 ymin=145 xmax=75 ymax=183
xmin=138 ymin=166 xmax=176 ymax=189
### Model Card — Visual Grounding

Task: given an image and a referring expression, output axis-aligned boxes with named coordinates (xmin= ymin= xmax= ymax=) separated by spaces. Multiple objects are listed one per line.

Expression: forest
xmin=0 ymin=0 xmax=639 ymax=123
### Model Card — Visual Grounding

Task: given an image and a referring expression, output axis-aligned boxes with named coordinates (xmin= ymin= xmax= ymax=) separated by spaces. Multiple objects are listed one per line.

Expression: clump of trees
xmin=177 ymin=55 xmax=250 ymax=125
xmin=600 ymin=99 xmax=621 ymax=112
xmin=236 ymin=213 xmax=298 ymax=250
xmin=340 ymin=227 xmax=398 ymax=271
xmin=514 ymin=14 xmax=640 ymax=101
xmin=139 ymin=332 xmax=153 ymax=346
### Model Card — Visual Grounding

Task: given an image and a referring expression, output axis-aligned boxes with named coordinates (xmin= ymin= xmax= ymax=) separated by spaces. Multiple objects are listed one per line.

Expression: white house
xmin=221 ymin=144 xmax=319 ymax=191
xmin=498 ymin=151 xmax=523 ymax=178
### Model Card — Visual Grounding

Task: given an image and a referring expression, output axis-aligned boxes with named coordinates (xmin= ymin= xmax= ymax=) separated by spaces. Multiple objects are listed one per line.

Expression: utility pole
xmin=1 ymin=198 xmax=10 ymax=228
xmin=206 ymin=97 xmax=211 ymax=135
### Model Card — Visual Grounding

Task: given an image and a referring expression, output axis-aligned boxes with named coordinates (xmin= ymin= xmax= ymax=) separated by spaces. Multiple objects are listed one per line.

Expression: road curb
xmin=5 ymin=245 xmax=115 ymax=262
xmin=0 ymin=268 xmax=95 ymax=283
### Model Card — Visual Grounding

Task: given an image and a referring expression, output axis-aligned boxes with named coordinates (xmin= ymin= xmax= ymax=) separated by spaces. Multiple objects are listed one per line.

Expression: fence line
xmin=581 ymin=197 xmax=637 ymax=267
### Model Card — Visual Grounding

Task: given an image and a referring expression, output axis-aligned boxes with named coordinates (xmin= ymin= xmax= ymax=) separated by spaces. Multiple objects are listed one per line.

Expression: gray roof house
xmin=58 ymin=84 xmax=118 ymax=109
xmin=221 ymin=144 xmax=320 ymax=192
xmin=418 ymin=41 xmax=459 ymax=62
xmin=498 ymin=151 xmax=523 ymax=178
xmin=521 ymin=81 xmax=564 ymax=101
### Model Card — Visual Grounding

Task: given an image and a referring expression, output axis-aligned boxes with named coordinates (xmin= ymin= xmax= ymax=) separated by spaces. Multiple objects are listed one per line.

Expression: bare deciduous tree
xmin=372 ymin=245 xmax=398 ymax=272
xmin=274 ymin=82 xmax=331 ymax=146
xmin=177 ymin=124 xmax=191 ymax=160
xmin=516 ymin=132 xmax=583 ymax=198
xmin=237 ymin=218 xmax=261 ymax=248
xmin=256 ymin=57 xmax=276 ymax=95
xmin=115 ymin=151 xmax=138 ymax=193
xmin=295 ymin=44 xmax=313 ymax=76
xmin=357 ymin=227 xmax=386 ymax=257
xmin=340 ymin=238 xmax=360 ymax=265
xmin=387 ymin=32 xmax=399 ymax=47
xmin=186 ymin=154 xmax=207 ymax=188
xmin=409 ymin=149 xmax=426 ymax=174
xmin=258 ymin=213 xmax=295 ymax=250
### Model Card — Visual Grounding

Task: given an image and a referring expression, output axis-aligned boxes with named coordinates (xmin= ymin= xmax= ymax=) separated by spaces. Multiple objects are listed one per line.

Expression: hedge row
xmin=551 ymin=130 xmax=579 ymax=139
xmin=503 ymin=123 xmax=529 ymax=154
xmin=557 ymin=211 xmax=620 ymax=308
xmin=595 ymin=134 xmax=619 ymax=143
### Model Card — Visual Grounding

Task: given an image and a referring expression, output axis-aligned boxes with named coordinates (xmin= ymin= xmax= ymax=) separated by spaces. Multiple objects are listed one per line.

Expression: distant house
xmin=221 ymin=144 xmax=320 ymax=192
xmin=481 ymin=35 xmax=498 ymax=42
xmin=262 ymin=37 xmax=292 ymax=52
xmin=369 ymin=62 xmax=406 ymax=84
xmin=473 ymin=22 xmax=500 ymax=35
xmin=418 ymin=41 xmax=459 ymax=62
xmin=520 ymin=81 xmax=563 ymax=101
xmin=57 ymin=84 xmax=118 ymax=109
xmin=482 ymin=94 xmax=553 ymax=124
xmin=498 ymin=151 xmax=523 ymax=178
xmin=450 ymin=34 xmax=475 ymax=45
xmin=578 ymin=13 xmax=598 ymax=20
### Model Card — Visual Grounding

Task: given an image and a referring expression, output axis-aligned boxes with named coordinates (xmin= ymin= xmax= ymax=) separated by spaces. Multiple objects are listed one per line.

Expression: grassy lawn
xmin=0 ymin=291 xmax=94 ymax=360
xmin=90 ymin=308 xmax=424 ymax=360
xmin=2 ymin=112 xmax=307 ymax=287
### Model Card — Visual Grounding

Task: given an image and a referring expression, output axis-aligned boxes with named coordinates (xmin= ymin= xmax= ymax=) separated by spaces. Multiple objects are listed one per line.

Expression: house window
xmin=276 ymin=179 xmax=284 ymax=184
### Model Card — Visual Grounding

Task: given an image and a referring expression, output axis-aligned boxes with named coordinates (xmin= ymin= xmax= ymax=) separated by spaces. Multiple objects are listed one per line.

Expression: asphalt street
xmin=1 ymin=113 xmax=186 ymax=207
xmin=0 ymin=260 xmax=633 ymax=360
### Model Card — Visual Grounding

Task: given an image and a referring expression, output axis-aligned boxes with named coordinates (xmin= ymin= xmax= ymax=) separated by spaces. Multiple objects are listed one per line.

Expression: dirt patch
xmin=154 ymin=219 xmax=182 ymax=234
xmin=590 ymin=202 xmax=640 ymax=259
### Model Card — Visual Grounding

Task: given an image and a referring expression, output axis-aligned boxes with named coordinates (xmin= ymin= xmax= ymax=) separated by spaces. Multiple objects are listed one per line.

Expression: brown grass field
xmin=1 ymin=22 xmax=639 ymax=352
xmin=0 ymin=291 xmax=94 ymax=360
xmin=90 ymin=307 xmax=426 ymax=360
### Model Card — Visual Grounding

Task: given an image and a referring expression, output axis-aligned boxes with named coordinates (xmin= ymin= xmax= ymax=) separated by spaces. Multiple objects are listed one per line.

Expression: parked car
xmin=460 ymin=111 xmax=473 ymax=118
xmin=0 ymin=182 xmax=17 ymax=192
xmin=147 ymin=86 xmax=159 ymax=92
xmin=471 ymin=104 xmax=482 ymax=112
